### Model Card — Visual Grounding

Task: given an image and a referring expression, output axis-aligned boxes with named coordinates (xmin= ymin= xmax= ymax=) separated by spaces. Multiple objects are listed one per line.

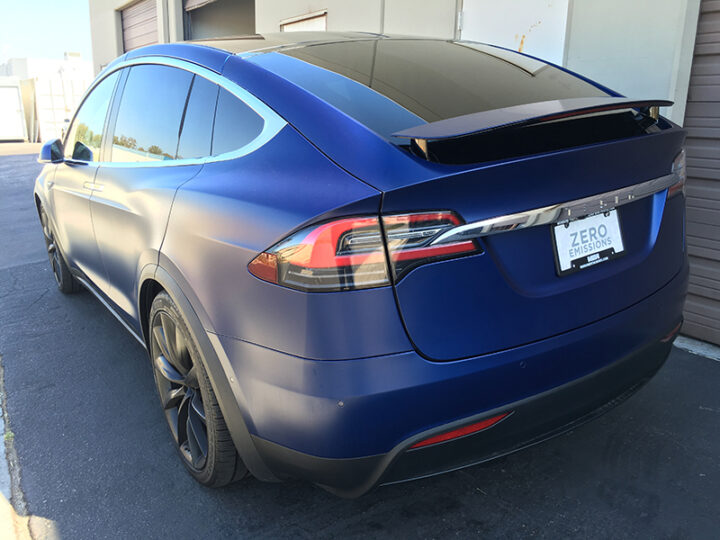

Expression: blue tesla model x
xmin=34 ymin=33 xmax=687 ymax=497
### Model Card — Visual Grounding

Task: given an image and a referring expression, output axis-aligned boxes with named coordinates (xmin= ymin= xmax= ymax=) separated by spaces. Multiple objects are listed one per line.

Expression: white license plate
xmin=552 ymin=210 xmax=625 ymax=275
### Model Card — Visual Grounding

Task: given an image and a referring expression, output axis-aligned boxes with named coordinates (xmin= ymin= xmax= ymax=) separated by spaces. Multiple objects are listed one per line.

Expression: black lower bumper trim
xmin=251 ymin=336 xmax=675 ymax=498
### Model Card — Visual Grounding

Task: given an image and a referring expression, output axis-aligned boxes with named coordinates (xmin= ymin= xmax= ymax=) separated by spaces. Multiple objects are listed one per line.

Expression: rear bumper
xmin=253 ymin=336 xmax=674 ymax=497
xmin=211 ymin=260 xmax=687 ymax=497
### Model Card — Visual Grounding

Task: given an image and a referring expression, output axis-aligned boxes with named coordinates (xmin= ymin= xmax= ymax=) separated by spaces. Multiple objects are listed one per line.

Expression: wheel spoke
xmin=161 ymin=385 xmax=185 ymax=410
xmin=191 ymin=391 xmax=205 ymax=423
xmin=177 ymin=392 xmax=191 ymax=443
xmin=184 ymin=365 xmax=199 ymax=390
xmin=152 ymin=325 xmax=173 ymax=364
xmin=160 ymin=313 xmax=179 ymax=364
xmin=153 ymin=354 xmax=185 ymax=385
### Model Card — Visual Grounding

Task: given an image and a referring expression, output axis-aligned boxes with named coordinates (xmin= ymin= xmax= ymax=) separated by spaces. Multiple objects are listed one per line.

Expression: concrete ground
xmin=0 ymin=153 xmax=719 ymax=539
xmin=0 ymin=143 xmax=42 ymax=157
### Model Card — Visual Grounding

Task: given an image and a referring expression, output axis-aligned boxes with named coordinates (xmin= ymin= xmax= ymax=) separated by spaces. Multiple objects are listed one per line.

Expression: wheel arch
xmin=137 ymin=260 xmax=279 ymax=483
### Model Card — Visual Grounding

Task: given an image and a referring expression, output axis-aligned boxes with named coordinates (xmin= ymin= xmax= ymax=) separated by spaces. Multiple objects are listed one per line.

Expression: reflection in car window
xmin=176 ymin=75 xmax=218 ymax=160
xmin=253 ymin=39 xmax=609 ymax=138
xmin=211 ymin=87 xmax=264 ymax=156
xmin=64 ymin=71 xmax=120 ymax=161
xmin=110 ymin=65 xmax=193 ymax=162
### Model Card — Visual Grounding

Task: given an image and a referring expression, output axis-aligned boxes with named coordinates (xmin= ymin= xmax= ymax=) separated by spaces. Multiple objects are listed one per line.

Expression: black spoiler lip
xmin=392 ymin=97 xmax=674 ymax=141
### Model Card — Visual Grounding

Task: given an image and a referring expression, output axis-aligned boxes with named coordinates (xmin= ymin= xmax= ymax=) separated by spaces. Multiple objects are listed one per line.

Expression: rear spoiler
xmin=392 ymin=97 xmax=673 ymax=141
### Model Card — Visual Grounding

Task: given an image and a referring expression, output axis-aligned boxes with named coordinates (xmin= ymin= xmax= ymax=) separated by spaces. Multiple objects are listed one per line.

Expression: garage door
xmin=683 ymin=0 xmax=720 ymax=345
xmin=121 ymin=0 xmax=158 ymax=52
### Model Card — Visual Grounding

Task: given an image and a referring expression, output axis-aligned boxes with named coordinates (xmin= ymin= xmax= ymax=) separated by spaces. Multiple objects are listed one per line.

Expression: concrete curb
xmin=675 ymin=335 xmax=720 ymax=362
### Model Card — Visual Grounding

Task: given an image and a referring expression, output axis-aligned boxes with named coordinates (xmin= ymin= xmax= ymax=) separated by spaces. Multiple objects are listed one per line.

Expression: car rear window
xmin=251 ymin=39 xmax=609 ymax=138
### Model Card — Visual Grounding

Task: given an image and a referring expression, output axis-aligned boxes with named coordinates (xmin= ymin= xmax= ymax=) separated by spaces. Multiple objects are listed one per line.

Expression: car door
xmin=48 ymin=70 xmax=120 ymax=291
xmin=89 ymin=63 xmax=213 ymax=327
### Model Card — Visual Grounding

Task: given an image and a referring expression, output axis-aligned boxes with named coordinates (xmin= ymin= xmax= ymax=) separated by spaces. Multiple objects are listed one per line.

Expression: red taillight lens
xmin=383 ymin=211 xmax=480 ymax=280
xmin=668 ymin=148 xmax=686 ymax=198
xmin=410 ymin=412 xmax=511 ymax=449
xmin=248 ymin=211 xmax=479 ymax=292
xmin=248 ymin=217 xmax=390 ymax=292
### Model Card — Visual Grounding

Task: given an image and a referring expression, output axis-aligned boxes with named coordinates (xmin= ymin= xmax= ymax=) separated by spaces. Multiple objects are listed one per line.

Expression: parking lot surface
xmin=1 ymin=153 xmax=719 ymax=538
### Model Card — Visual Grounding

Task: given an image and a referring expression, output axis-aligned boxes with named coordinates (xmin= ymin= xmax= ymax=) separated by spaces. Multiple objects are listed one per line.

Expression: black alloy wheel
xmin=40 ymin=208 xmax=62 ymax=286
xmin=148 ymin=291 xmax=246 ymax=486
xmin=39 ymin=206 xmax=80 ymax=293
xmin=151 ymin=308 xmax=209 ymax=470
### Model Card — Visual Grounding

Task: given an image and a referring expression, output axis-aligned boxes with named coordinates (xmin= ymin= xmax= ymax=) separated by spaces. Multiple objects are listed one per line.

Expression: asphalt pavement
xmin=0 ymin=152 xmax=719 ymax=539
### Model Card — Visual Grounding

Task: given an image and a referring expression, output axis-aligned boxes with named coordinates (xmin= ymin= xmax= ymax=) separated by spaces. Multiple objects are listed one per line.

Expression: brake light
xmin=383 ymin=211 xmax=480 ymax=280
xmin=248 ymin=217 xmax=389 ymax=292
xmin=668 ymin=148 xmax=686 ymax=198
xmin=248 ymin=211 xmax=479 ymax=292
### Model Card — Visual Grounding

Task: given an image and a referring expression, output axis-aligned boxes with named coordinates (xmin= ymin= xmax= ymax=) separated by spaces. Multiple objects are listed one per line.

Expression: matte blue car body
xmin=34 ymin=35 xmax=687 ymax=496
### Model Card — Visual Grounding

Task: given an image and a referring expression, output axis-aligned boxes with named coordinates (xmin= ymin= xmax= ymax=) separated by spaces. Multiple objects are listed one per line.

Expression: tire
xmin=149 ymin=291 xmax=247 ymax=487
xmin=39 ymin=206 xmax=81 ymax=294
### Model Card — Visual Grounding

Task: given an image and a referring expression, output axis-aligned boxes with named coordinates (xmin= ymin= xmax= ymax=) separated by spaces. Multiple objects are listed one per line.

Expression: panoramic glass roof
xmin=202 ymin=35 xmax=609 ymax=138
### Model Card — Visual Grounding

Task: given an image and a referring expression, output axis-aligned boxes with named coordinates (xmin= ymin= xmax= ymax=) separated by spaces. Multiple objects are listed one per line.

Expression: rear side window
xmin=176 ymin=75 xmax=218 ymax=160
xmin=211 ymin=87 xmax=264 ymax=156
xmin=64 ymin=71 xmax=120 ymax=161
xmin=110 ymin=65 xmax=193 ymax=162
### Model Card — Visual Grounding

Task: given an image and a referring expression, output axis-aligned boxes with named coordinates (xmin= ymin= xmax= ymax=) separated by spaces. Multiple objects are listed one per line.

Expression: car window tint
xmin=255 ymin=39 xmax=609 ymax=138
xmin=211 ymin=87 xmax=264 ymax=156
xmin=110 ymin=65 xmax=193 ymax=162
xmin=176 ymin=75 xmax=218 ymax=160
xmin=64 ymin=71 xmax=120 ymax=161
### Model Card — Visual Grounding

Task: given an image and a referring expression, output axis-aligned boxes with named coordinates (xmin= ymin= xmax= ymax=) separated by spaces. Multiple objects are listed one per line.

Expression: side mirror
xmin=38 ymin=138 xmax=64 ymax=164
xmin=71 ymin=141 xmax=93 ymax=162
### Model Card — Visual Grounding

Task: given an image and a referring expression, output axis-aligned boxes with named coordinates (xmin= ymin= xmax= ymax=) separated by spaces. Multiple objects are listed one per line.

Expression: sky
xmin=0 ymin=0 xmax=93 ymax=63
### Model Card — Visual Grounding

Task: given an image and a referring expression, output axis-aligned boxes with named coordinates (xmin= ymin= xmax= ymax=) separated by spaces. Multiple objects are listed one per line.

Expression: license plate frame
xmin=551 ymin=209 xmax=625 ymax=276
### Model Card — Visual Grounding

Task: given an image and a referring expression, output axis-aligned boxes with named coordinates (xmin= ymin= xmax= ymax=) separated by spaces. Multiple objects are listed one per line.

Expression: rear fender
xmin=138 ymin=260 xmax=280 ymax=482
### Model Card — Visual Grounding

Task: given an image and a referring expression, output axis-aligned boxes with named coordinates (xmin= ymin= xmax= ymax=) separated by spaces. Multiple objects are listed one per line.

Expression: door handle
xmin=83 ymin=182 xmax=104 ymax=192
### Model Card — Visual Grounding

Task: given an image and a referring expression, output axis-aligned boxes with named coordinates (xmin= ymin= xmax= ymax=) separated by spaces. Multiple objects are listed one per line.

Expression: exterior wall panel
xmin=683 ymin=0 xmax=720 ymax=345
xmin=122 ymin=0 xmax=159 ymax=52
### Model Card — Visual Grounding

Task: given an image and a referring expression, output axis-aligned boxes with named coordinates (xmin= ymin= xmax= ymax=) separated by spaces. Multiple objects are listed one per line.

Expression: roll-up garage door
xmin=683 ymin=0 xmax=720 ymax=345
xmin=121 ymin=0 xmax=158 ymax=52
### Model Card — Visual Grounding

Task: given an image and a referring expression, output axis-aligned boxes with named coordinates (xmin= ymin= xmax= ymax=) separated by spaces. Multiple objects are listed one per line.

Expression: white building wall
xmin=383 ymin=0 xmax=458 ymax=38
xmin=0 ymin=55 xmax=94 ymax=141
xmin=255 ymin=1 xmax=384 ymax=34
xmin=88 ymin=0 xmax=185 ymax=74
xmin=460 ymin=0 xmax=569 ymax=65
xmin=564 ymin=0 xmax=701 ymax=124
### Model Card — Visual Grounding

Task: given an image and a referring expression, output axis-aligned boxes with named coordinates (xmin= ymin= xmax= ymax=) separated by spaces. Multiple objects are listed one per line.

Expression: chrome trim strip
xmin=431 ymin=172 xmax=679 ymax=245
xmin=68 ymin=56 xmax=288 ymax=169
xmin=75 ymin=275 xmax=147 ymax=349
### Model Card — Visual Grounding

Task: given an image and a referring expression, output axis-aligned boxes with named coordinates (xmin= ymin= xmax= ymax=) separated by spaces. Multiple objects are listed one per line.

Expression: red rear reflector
xmin=410 ymin=412 xmax=511 ymax=449
xmin=660 ymin=321 xmax=682 ymax=343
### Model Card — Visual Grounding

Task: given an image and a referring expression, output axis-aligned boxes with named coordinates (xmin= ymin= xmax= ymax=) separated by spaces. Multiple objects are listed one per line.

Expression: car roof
xmin=187 ymin=32 xmax=413 ymax=56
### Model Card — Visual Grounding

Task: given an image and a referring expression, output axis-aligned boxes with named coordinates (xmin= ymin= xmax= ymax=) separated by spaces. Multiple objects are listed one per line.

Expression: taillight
xmin=248 ymin=211 xmax=479 ymax=292
xmin=668 ymin=148 xmax=686 ymax=198
xmin=382 ymin=211 xmax=480 ymax=280
xmin=248 ymin=217 xmax=389 ymax=292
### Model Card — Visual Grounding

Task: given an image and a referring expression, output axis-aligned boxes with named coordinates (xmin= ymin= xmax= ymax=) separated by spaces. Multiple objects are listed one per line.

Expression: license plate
xmin=552 ymin=209 xmax=625 ymax=275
